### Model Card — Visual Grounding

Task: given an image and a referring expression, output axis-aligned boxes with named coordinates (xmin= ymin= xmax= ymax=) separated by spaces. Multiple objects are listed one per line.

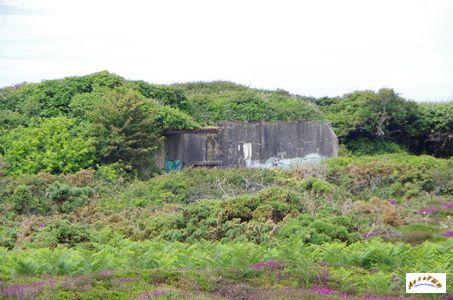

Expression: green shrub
xmin=0 ymin=117 xmax=95 ymax=174
xmin=128 ymin=80 xmax=189 ymax=111
xmin=33 ymin=219 xmax=91 ymax=247
xmin=47 ymin=182 xmax=93 ymax=213
xmin=0 ymin=226 xmax=17 ymax=249
xmin=324 ymin=154 xmax=450 ymax=198
xmin=345 ymin=137 xmax=406 ymax=156
xmin=151 ymin=105 xmax=199 ymax=130
xmin=94 ymin=163 xmax=124 ymax=183
xmin=410 ymin=102 xmax=453 ymax=157
xmin=10 ymin=185 xmax=49 ymax=214
xmin=87 ymin=88 xmax=162 ymax=174
xmin=397 ymin=223 xmax=440 ymax=243
xmin=278 ymin=214 xmax=359 ymax=244
xmin=180 ymin=82 xmax=324 ymax=125
xmin=300 ymin=177 xmax=334 ymax=194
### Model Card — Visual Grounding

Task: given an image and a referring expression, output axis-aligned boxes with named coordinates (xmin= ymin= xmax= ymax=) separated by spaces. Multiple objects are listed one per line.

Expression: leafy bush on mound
xmin=278 ymin=215 xmax=360 ymax=244
xmin=325 ymin=154 xmax=451 ymax=198
xmin=183 ymin=89 xmax=324 ymax=125
xmin=31 ymin=219 xmax=91 ymax=248
xmin=345 ymin=137 xmax=406 ymax=156
xmin=0 ymin=117 xmax=95 ymax=175
xmin=47 ymin=182 xmax=93 ymax=213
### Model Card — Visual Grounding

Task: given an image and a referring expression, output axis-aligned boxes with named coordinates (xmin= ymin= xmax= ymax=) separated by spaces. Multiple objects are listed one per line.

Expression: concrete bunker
xmin=161 ymin=121 xmax=338 ymax=170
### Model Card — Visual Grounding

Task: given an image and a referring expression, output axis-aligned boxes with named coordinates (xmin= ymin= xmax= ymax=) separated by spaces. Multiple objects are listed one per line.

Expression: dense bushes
xmin=2 ymin=155 xmax=450 ymax=246
xmin=0 ymin=154 xmax=451 ymax=298
xmin=318 ymin=89 xmax=416 ymax=139
xmin=0 ymin=73 xmax=203 ymax=176
xmin=278 ymin=214 xmax=360 ymax=244
xmin=87 ymin=89 xmax=162 ymax=173
xmin=317 ymin=89 xmax=452 ymax=157
xmin=410 ymin=102 xmax=453 ymax=157
xmin=181 ymin=85 xmax=324 ymax=125
xmin=325 ymin=154 xmax=452 ymax=199
xmin=47 ymin=182 xmax=93 ymax=213
xmin=33 ymin=219 xmax=91 ymax=247
xmin=0 ymin=118 xmax=95 ymax=174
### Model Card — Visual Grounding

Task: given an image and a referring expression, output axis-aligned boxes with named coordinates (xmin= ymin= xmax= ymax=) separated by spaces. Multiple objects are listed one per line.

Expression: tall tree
xmin=88 ymin=89 xmax=162 ymax=173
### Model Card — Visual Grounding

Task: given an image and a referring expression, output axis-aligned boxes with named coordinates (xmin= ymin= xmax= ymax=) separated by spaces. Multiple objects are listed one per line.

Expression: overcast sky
xmin=0 ymin=0 xmax=452 ymax=101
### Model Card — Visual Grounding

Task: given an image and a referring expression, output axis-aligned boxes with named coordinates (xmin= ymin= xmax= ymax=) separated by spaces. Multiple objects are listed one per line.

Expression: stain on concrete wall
xmin=162 ymin=121 xmax=338 ymax=169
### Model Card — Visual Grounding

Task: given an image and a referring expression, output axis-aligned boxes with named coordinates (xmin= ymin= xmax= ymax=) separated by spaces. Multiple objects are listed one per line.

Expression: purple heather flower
xmin=318 ymin=260 xmax=328 ymax=266
xmin=99 ymin=270 xmax=114 ymax=277
xmin=308 ymin=286 xmax=336 ymax=296
xmin=441 ymin=203 xmax=453 ymax=210
xmin=362 ymin=232 xmax=372 ymax=240
xmin=134 ymin=290 xmax=174 ymax=300
xmin=417 ymin=207 xmax=439 ymax=215
xmin=0 ymin=280 xmax=58 ymax=299
xmin=112 ymin=277 xmax=141 ymax=287
xmin=38 ymin=223 xmax=45 ymax=228
xmin=307 ymin=286 xmax=348 ymax=297
xmin=251 ymin=260 xmax=283 ymax=270
xmin=387 ymin=199 xmax=397 ymax=205
xmin=314 ymin=287 xmax=332 ymax=295
xmin=441 ymin=230 xmax=453 ymax=238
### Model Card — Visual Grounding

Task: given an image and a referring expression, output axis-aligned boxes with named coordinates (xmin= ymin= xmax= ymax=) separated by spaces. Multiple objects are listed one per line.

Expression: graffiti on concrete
xmin=160 ymin=121 xmax=338 ymax=169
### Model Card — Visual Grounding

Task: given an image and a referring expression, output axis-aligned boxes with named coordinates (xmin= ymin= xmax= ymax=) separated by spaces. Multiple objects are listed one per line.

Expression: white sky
xmin=0 ymin=0 xmax=452 ymax=101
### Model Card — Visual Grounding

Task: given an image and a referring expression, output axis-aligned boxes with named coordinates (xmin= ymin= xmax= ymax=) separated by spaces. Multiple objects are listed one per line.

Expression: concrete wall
xmin=163 ymin=121 xmax=338 ymax=169
xmin=215 ymin=121 xmax=338 ymax=168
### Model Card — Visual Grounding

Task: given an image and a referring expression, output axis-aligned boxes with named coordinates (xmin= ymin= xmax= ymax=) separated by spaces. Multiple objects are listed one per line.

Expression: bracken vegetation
xmin=0 ymin=72 xmax=452 ymax=299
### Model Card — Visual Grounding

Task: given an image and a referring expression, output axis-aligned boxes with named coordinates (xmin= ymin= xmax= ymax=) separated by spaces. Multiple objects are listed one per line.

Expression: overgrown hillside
xmin=0 ymin=72 xmax=452 ymax=299
xmin=0 ymin=155 xmax=451 ymax=298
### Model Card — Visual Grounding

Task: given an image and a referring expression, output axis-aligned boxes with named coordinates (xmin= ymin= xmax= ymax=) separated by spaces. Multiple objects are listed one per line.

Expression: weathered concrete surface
xmin=163 ymin=121 xmax=338 ymax=169
xmin=215 ymin=121 xmax=337 ymax=168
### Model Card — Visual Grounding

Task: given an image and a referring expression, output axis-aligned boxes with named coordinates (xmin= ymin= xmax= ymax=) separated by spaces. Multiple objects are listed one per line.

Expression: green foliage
xmin=87 ymin=88 xmax=162 ymax=173
xmin=0 ymin=238 xmax=450 ymax=297
xmin=0 ymin=226 xmax=16 ymax=250
xmin=179 ymin=82 xmax=324 ymax=125
xmin=0 ymin=155 xmax=451 ymax=298
xmin=128 ymin=80 xmax=189 ymax=111
xmin=319 ymin=89 xmax=417 ymax=139
xmin=148 ymin=104 xmax=199 ymax=130
xmin=68 ymin=91 xmax=101 ymax=118
xmin=300 ymin=177 xmax=334 ymax=194
xmin=10 ymin=185 xmax=49 ymax=214
xmin=345 ymin=137 xmax=406 ymax=156
xmin=1 ymin=73 xmax=452 ymax=162
xmin=94 ymin=163 xmax=124 ymax=183
xmin=324 ymin=154 xmax=451 ymax=198
xmin=104 ymin=167 xmax=282 ymax=208
xmin=278 ymin=214 xmax=359 ymax=244
xmin=47 ymin=182 xmax=93 ymax=213
xmin=0 ymin=110 xmax=27 ymax=130
xmin=318 ymin=90 xmax=452 ymax=157
xmin=0 ymin=117 xmax=95 ymax=174
xmin=0 ymin=71 xmax=125 ymax=118
xmin=33 ymin=219 xmax=91 ymax=247
xmin=410 ymin=102 xmax=453 ymax=157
